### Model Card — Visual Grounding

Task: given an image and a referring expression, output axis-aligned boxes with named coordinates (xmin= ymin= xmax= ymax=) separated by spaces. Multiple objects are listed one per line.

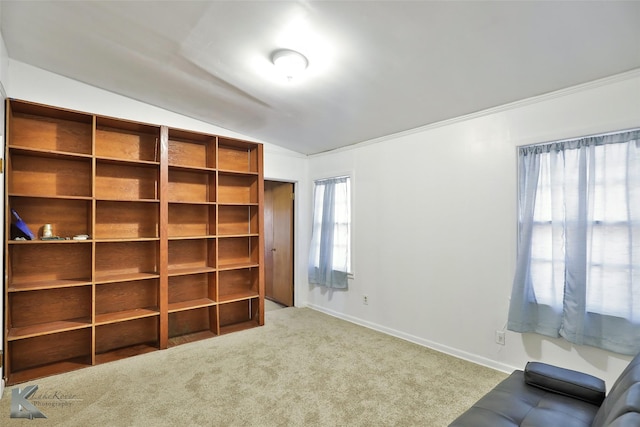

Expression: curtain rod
xmin=314 ymin=175 xmax=350 ymax=184
xmin=520 ymin=127 xmax=640 ymax=149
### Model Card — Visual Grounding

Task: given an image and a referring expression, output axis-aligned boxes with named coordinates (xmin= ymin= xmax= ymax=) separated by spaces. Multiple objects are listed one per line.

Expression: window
xmin=508 ymin=130 xmax=640 ymax=355
xmin=308 ymin=176 xmax=351 ymax=289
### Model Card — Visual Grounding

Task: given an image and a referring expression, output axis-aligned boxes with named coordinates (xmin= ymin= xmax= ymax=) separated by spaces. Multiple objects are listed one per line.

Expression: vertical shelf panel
xmin=159 ymin=126 xmax=169 ymax=350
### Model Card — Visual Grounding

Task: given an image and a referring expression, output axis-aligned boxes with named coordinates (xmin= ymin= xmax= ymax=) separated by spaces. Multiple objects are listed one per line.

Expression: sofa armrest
xmin=524 ymin=361 xmax=606 ymax=406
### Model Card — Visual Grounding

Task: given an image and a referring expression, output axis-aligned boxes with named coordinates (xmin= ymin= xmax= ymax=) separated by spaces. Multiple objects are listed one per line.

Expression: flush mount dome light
xmin=271 ymin=49 xmax=308 ymax=80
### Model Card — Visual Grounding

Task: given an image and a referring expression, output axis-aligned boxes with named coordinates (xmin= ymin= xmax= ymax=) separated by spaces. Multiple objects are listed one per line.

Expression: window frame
xmin=310 ymin=171 xmax=354 ymax=279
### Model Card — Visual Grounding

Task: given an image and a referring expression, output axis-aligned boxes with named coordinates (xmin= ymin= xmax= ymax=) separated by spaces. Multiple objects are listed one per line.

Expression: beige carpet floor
xmin=0 ymin=307 xmax=506 ymax=426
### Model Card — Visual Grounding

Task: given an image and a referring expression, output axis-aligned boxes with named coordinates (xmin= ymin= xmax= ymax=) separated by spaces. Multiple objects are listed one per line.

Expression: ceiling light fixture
xmin=271 ymin=49 xmax=308 ymax=81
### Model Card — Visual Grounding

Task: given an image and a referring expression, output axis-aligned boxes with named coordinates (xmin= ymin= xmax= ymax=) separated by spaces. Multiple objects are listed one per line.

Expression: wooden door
xmin=264 ymin=181 xmax=294 ymax=306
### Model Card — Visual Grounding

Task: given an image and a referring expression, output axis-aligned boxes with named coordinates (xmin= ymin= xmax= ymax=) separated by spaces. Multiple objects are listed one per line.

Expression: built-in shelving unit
xmin=4 ymin=99 xmax=264 ymax=385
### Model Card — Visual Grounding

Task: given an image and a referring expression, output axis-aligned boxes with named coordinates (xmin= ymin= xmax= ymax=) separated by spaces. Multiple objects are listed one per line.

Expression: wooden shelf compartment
xmin=95 ymin=241 xmax=159 ymax=283
xmin=95 ymin=200 xmax=159 ymax=239
xmin=168 ymin=273 xmax=215 ymax=312
xmin=7 ymin=328 xmax=92 ymax=384
xmin=95 ymin=279 xmax=160 ymax=325
xmin=8 ymin=150 xmax=92 ymax=198
xmin=168 ymin=238 xmax=216 ymax=275
xmin=10 ymin=196 xmax=91 ymax=240
xmin=168 ymin=169 xmax=216 ymax=203
xmin=218 ymin=236 xmax=259 ymax=269
xmin=218 ymin=138 xmax=259 ymax=173
xmin=95 ymin=317 xmax=159 ymax=364
xmin=8 ymin=243 xmax=91 ymax=289
xmin=95 ymin=116 xmax=160 ymax=163
xmin=8 ymin=99 xmax=93 ymax=156
xmin=218 ymin=173 xmax=259 ymax=204
xmin=168 ymin=203 xmax=215 ymax=238
xmin=8 ymin=286 xmax=92 ymax=340
xmin=95 ymin=160 xmax=159 ymax=201
xmin=218 ymin=268 xmax=259 ymax=303
xmin=219 ymin=298 xmax=260 ymax=334
xmin=168 ymin=306 xmax=218 ymax=344
xmin=218 ymin=205 xmax=258 ymax=236
xmin=168 ymin=128 xmax=216 ymax=169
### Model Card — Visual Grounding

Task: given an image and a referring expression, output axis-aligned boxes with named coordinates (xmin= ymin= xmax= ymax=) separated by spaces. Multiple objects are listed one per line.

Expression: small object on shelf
xmin=11 ymin=209 xmax=35 ymax=240
xmin=41 ymin=236 xmax=65 ymax=240
xmin=73 ymin=234 xmax=90 ymax=240
xmin=43 ymin=223 xmax=53 ymax=238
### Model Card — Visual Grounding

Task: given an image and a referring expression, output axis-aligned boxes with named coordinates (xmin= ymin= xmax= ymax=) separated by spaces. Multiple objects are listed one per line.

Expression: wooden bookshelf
xmin=4 ymin=99 xmax=264 ymax=384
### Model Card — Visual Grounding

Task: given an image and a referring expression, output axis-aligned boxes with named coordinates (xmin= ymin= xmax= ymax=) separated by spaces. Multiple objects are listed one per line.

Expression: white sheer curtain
xmin=308 ymin=176 xmax=350 ymax=289
xmin=508 ymin=130 xmax=640 ymax=355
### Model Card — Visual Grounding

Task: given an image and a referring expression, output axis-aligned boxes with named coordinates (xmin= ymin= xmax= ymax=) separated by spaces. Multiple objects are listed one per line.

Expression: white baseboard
xmin=306 ymin=303 xmax=517 ymax=375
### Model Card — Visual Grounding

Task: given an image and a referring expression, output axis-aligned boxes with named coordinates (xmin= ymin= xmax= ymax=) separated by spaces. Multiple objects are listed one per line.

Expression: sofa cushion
xmin=449 ymin=371 xmax=601 ymax=427
xmin=524 ymin=361 xmax=606 ymax=405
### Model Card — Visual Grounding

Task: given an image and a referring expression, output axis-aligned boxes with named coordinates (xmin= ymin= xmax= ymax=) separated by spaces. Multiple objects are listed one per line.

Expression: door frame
xmin=263 ymin=178 xmax=297 ymax=307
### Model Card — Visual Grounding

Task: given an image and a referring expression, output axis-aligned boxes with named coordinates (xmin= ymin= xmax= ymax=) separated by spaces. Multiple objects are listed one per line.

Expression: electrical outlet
xmin=495 ymin=330 xmax=506 ymax=345
xmin=363 ymin=295 xmax=369 ymax=305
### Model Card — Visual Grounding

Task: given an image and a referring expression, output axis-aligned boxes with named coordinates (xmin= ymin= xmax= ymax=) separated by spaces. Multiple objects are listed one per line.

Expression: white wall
xmin=307 ymin=70 xmax=640 ymax=386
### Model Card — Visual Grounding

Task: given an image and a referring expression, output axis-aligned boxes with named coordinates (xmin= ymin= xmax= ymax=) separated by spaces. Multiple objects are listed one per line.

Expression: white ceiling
xmin=2 ymin=1 xmax=639 ymax=155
